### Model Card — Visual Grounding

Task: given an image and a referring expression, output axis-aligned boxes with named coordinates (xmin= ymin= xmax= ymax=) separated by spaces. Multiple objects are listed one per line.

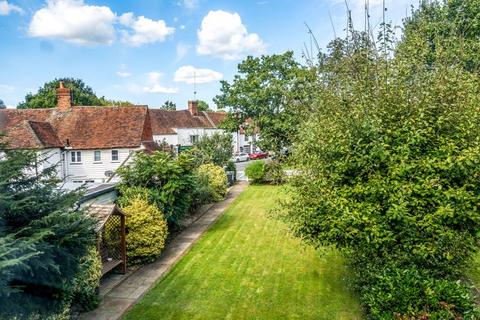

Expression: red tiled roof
xmin=149 ymin=109 xmax=227 ymax=135
xmin=0 ymin=106 xmax=153 ymax=150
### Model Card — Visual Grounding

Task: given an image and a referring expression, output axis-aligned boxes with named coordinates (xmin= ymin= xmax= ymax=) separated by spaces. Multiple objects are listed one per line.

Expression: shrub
xmin=245 ymin=161 xmax=266 ymax=183
xmin=72 ymin=247 xmax=102 ymax=311
xmin=117 ymin=151 xmax=196 ymax=227
xmin=121 ymin=197 xmax=168 ymax=265
xmin=189 ymin=173 xmax=213 ymax=211
xmin=197 ymin=164 xmax=228 ymax=202
xmin=279 ymin=16 xmax=480 ymax=318
xmin=264 ymin=161 xmax=286 ymax=185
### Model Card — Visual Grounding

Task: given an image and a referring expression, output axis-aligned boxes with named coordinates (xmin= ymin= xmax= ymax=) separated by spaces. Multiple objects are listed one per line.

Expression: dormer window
xmin=71 ymin=151 xmax=82 ymax=163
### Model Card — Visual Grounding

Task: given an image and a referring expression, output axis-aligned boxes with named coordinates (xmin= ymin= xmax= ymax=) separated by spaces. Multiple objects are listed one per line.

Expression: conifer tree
xmin=0 ymin=145 xmax=96 ymax=318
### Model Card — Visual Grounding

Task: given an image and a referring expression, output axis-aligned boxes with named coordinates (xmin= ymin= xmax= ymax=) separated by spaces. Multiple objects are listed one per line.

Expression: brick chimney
xmin=57 ymin=81 xmax=72 ymax=111
xmin=188 ymin=100 xmax=199 ymax=116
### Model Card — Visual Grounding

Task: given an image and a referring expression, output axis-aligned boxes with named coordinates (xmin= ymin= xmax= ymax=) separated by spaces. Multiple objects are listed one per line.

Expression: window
xmin=111 ymin=150 xmax=119 ymax=162
xmin=245 ymin=135 xmax=249 ymax=142
xmin=71 ymin=151 xmax=82 ymax=163
xmin=94 ymin=150 xmax=101 ymax=162
xmin=190 ymin=135 xmax=199 ymax=144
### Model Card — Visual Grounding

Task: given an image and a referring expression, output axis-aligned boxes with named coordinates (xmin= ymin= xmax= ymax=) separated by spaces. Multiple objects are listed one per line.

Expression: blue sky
xmin=0 ymin=0 xmax=416 ymax=110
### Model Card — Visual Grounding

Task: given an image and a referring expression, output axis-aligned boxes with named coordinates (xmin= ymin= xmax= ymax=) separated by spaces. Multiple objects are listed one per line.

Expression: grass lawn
xmin=470 ymin=252 xmax=480 ymax=288
xmin=123 ymin=185 xmax=362 ymax=320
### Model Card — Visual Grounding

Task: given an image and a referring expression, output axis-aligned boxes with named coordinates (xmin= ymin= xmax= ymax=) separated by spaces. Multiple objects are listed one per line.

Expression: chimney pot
xmin=188 ymin=100 xmax=199 ymax=116
xmin=56 ymin=81 xmax=72 ymax=111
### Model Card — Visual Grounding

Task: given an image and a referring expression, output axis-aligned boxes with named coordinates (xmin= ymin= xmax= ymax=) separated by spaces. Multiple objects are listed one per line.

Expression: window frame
xmin=70 ymin=151 xmax=82 ymax=164
xmin=190 ymin=135 xmax=199 ymax=144
xmin=111 ymin=150 xmax=119 ymax=162
xmin=94 ymin=150 xmax=102 ymax=163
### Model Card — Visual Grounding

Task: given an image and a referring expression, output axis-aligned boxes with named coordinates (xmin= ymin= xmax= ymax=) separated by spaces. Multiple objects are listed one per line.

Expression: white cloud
xmin=0 ymin=0 xmax=23 ymax=15
xmin=175 ymin=43 xmax=190 ymax=62
xmin=119 ymin=12 xmax=174 ymax=47
xmin=180 ymin=0 xmax=198 ymax=9
xmin=116 ymin=71 xmax=131 ymax=78
xmin=174 ymin=66 xmax=223 ymax=84
xmin=143 ymin=72 xmax=179 ymax=94
xmin=197 ymin=10 xmax=266 ymax=60
xmin=29 ymin=0 xmax=116 ymax=45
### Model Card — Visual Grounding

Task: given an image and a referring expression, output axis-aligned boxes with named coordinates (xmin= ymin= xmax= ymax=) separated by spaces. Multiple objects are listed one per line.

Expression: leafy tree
xmin=187 ymin=133 xmax=233 ymax=167
xmin=161 ymin=100 xmax=177 ymax=111
xmin=0 ymin=147 xmax=96 ymax=318
xmin=117 ymin=151 xmax=196 ymax=227
xmin=17 ymin=78 xmax=115 ymax=109
xmin=399 ymin=0 xmax=480 ymax=74
xmin=0 ymin=99 xmax=5 ymax=109
xmin=278 ymin=2 xmax=480 ymax=318
xmin=197 ymin=100 xmax=212 ymax=112
xmin=214 ymin=52 xmax=317 ymax=153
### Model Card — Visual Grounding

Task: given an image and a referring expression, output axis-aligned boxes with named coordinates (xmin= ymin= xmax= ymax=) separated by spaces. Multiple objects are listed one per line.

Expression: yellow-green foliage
xmin=197 ymin=164 xmax=228 ymax=202
xmin=122 ymin=197 xmax=168 ymax=265
xmin=72 ymin=247 xmax=102 ymax=311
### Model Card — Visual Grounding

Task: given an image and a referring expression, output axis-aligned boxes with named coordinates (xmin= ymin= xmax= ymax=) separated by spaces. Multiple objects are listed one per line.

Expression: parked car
xmin=249 ymin=152 xmax=269 ymax=160
xmin=231 ymin=152 xmax=250 ymax=162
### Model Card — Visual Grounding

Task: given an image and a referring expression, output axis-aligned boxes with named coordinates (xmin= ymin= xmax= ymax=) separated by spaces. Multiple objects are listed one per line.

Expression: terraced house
xmin=149 ymin=100 xmax=260 ymax=153
xmin=0 ymin=83 xmax=158 ymax=187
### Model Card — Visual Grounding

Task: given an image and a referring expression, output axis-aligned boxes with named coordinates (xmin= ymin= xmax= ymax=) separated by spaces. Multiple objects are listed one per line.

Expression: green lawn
xmin=124 ymin=185 xmax=362 ymax=320
xmin=470 ymin=252 xmax=480 ymax=289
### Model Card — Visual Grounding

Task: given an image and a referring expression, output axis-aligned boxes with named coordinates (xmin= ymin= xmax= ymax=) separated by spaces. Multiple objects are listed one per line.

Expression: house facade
xmin=0 ymin=82 xmax=157 ymax=186
xmin=149 ymin=100 xmax=228 ymax=149
xmin=150 ymin=100 xmax=261 ymax=153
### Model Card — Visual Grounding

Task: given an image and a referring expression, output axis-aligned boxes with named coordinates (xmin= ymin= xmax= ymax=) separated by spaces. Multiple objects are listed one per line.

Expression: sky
xmin=0 ymin=0 xmax=417 ymax=110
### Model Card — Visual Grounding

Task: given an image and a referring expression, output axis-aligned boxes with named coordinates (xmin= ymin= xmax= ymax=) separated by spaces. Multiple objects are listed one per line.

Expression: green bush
xmin=190 ymin=173 xmax=213 ymax=211
xmin=279 ymin=12 xmax=480 ymax=318
xmin=197 ymin=164 xmax=228 ymax=202
xmin=264 ymin=161 xmax=286 ymax=185
xmin=121 ymin=197 xmax=168 ymax=265
xmin=72 ymin=247 xmax=102 ymax=311
xmin=117 ymin=151 xmax=196 ymax=227
xmin=245 ymin=161 xmax=266 ymax=183
xmin=225 ymin=160 xmax=237 ymax=179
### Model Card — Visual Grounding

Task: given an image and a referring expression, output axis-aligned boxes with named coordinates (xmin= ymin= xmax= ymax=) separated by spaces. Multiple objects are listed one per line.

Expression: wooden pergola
xmin=89 ymin=204 xmax=127 ymax=275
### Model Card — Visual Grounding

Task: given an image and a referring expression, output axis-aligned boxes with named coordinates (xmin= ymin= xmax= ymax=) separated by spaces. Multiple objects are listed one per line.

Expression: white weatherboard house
xmin=149 ymin=100 xmax=228 ymax=148
xmin=0 ymin=82 xmax=158 ymax=186
xmin=150 ymin=100 xmax=261 ymax=153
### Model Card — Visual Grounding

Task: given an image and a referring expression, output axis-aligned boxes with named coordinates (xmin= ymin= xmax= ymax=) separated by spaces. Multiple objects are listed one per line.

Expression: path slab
xmin=79 ymin=181 xmax=247 ymax=320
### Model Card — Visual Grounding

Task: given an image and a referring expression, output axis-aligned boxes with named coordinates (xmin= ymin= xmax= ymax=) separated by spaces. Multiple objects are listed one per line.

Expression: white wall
xmin=176 ymin=128 xmax=225 ymax=146
xmin=154 ymin=134 xmax=178 ymax=146
xmin=39 ymin=148 xmax=63 ymax=179
xmin=233 ymin=133 xmax=261 ymax=153
xmin=65 ymin=148 xmax=137 ymax=184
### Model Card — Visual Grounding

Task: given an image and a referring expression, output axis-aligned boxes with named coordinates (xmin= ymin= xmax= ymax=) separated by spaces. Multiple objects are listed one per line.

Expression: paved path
xmin=79 ymin=181 xmax=248 ymax=320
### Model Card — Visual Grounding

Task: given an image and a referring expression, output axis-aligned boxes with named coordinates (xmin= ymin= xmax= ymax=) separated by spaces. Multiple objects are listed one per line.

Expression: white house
xmin=149 ymin=101 xmax=227 ymax=149
xmin=150 ymin=100 xmax=260 ymax=153
xmin=0 ymin=82 xmax=158 ymax=186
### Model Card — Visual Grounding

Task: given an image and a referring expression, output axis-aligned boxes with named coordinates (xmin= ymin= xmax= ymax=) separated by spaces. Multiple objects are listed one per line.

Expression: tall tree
xmin=0 ymin=147 xmax=96 ymax=318
xmin=188 ymin=132 xmax=233 ymax=167
xmin=197 ymin=100 xmax=212 ymax=112
xmin=214 ymin=52 xmax=317 ymax=153
xmin=17 ymin=78 xmax=115 ymax=109
xmin=160 ymin=100 xmax=177 ymax=111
